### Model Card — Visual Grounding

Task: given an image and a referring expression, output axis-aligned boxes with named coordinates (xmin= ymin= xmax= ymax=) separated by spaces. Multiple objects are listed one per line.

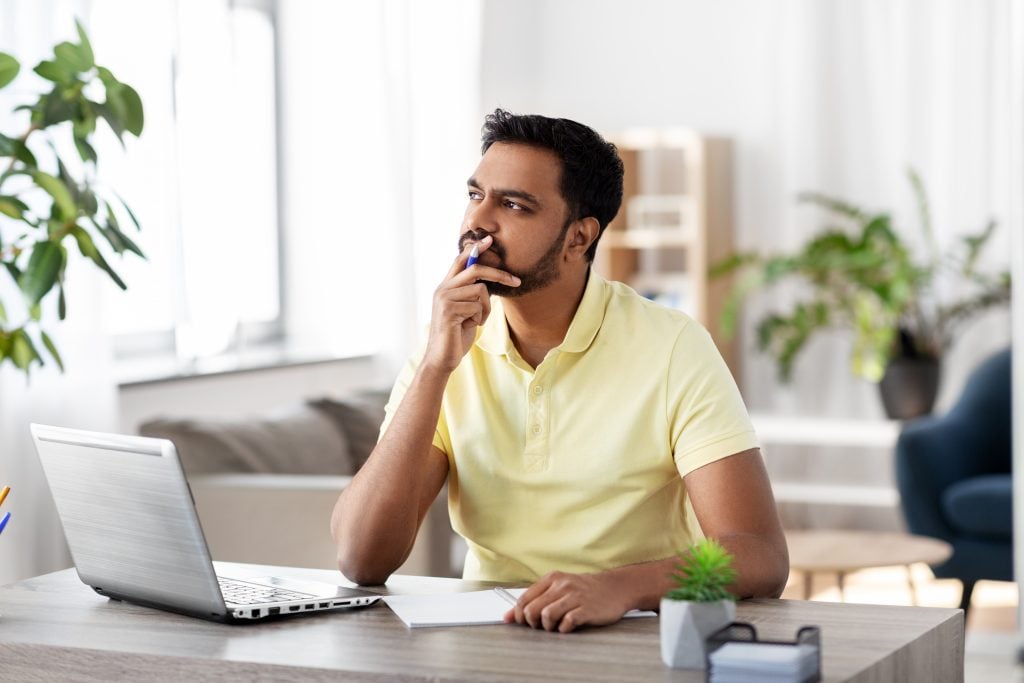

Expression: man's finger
xmin=557 ymin=607 xmax=585 ymax=633
xmin=513 ymin=575 xmax=555 ymax=624
xmin=450 ymin=263 xmax=521 ymax=289
xmin=539 ymin=595 xmax=575 ymax=631
xmin=446 ymin=235 xmax=494 ymax=279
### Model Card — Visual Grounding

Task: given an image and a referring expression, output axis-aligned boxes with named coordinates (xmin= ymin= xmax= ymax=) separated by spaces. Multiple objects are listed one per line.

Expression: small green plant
xmin=665 ymin=538 xmax=737 ymax=603
xmin=0 ymin=19 xmax=145 ymax=376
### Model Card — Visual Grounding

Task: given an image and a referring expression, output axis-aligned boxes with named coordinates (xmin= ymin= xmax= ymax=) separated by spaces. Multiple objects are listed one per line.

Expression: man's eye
xmin=468 ymin=191 xmax=483 ymax=201
xmin=504 ymin=200 xmax=524 ymax=211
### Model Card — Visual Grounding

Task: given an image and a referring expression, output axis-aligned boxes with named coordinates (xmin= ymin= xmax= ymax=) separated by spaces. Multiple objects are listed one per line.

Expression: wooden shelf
xmin=596 ymin=128 xmax=737 ymax=377
xmin=601 ymin=230 xmax=694 ymax=249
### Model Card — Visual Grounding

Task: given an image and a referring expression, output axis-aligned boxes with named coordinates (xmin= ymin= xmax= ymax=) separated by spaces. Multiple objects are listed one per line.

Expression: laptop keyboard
xmin=218 ymin=577 xmax=316 ymax=606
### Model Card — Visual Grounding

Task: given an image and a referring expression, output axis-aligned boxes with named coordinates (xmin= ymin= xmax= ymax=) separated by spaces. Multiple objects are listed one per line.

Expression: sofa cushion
xmin=307 ymin=389 xmax=388 ymax=469
xmin=140 ymin=405 xmax=356 ymax=476
xmin=941 ymin=475 xmax=1013 ymax=541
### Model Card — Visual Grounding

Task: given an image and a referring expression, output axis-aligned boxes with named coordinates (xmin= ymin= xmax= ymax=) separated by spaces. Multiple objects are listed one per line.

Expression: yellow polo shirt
xmin=382 ymin=269 xmax=759 ymax=582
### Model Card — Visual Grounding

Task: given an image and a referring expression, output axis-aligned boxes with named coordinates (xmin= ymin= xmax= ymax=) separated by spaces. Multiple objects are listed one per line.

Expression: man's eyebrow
xmin=466 ymin=177 xmax=542 ymax=207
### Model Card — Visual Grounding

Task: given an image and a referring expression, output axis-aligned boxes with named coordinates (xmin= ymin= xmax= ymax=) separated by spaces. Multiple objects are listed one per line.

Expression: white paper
xmin=382 ymin=587 xmax=656 ymax=628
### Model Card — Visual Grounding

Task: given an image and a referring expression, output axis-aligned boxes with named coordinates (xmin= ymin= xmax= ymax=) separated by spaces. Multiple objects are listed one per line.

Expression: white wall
xmin=479 ymin=0 xmax=1013 ymax=418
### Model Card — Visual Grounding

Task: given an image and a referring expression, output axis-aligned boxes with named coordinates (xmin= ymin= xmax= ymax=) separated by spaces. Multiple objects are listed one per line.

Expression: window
xmin=91 ymin=0 xmax=282 ymax=360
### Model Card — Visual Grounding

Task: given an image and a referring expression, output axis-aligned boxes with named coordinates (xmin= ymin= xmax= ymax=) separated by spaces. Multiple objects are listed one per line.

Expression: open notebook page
xmin=383 ymin=587 xmax=657 ymax=628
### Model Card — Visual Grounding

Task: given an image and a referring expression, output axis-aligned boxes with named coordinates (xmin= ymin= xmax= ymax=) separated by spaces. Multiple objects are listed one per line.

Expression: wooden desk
xmin=0 ymin=562 xmax=963 ymax=682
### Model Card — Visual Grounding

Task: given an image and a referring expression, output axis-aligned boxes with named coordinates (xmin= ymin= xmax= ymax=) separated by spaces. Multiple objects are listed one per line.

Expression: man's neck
xmin=501 ymin=268 xmax=589 ymax=369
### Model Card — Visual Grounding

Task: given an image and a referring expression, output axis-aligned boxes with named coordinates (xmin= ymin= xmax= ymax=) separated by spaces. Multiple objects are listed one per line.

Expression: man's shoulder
xmin=603 ymin=278 xmax=698 ymax=335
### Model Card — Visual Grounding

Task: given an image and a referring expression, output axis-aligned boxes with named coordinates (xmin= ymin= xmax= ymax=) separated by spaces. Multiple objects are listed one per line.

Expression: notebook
xmin=383 ymin=587 xmax=657 ymax=628
xmin=30 ymin=423 xmax=381 ymax=623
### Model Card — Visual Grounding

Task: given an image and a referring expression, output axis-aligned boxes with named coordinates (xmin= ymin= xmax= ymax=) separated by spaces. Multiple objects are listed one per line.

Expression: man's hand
xmin=423 ymin=235 xmax=520 ymax=373
xmin=503 ymin=570 xmax=633 ymax=633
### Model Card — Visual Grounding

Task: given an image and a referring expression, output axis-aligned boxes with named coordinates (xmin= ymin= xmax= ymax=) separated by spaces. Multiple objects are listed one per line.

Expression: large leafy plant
xmin=665 ymin=538 xmax=737 ymax=603
xmin=0 ymin=20 xmax=144 ymax=375
xmin=713 ymin=169 xmax=1010 ymax=382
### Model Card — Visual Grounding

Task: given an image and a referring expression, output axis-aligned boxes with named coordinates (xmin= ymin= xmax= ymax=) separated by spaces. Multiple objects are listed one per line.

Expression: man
xmin=331 ymin=109 xmax=789 ymax=633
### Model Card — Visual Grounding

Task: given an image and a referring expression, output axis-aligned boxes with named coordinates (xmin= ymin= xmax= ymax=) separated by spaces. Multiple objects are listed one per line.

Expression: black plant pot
xmin=878 ymin=355 xmax=940 ymax=420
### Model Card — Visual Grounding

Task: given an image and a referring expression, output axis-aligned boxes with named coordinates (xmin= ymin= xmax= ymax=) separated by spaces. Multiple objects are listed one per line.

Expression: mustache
xmin=458 ymin=230 xmax=505 ymax=260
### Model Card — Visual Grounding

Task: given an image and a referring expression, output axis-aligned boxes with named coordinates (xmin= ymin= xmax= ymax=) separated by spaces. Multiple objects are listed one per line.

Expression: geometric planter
xmin=659 ymin=597 xmax=736 ymax=669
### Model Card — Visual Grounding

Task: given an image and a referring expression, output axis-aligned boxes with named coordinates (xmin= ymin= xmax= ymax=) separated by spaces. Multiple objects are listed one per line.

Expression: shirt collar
xmin=476 ymin=268 xmax=609 ymax=357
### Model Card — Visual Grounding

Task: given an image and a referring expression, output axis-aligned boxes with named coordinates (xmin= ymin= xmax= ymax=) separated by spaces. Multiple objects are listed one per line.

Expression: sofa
xmin=139 ymin=389 xmax=457 ymax=578
xmin=895 ymin=348 xmax=1012 ymax=612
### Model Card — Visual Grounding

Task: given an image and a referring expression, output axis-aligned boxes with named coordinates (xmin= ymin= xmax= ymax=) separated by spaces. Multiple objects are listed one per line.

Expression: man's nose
xmin=465 ymin=197 xmax=498 ymax=236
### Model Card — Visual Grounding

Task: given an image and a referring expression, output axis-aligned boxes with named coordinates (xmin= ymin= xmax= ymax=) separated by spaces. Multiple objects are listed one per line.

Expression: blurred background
xmin=0 ymin=1 xmax=1020 ymax=676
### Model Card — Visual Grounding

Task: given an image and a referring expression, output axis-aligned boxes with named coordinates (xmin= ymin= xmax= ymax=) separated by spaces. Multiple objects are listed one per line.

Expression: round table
xmin=786 ymin=530 xmax=953 ymax=604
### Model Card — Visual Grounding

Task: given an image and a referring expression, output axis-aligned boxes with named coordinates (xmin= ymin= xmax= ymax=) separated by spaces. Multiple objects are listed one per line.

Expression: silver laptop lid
xmin=31 ymin=424 xmax=226 ymax=618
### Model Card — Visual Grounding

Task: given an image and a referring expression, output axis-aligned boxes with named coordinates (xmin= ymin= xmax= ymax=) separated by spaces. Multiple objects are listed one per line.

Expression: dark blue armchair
xmin=895 ymin=348 xmax=1013 ymax=612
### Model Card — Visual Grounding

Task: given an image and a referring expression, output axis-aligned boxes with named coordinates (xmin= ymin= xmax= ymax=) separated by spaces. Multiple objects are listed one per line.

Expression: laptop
xmin=30 ymin=423 xmax=381 ymax=623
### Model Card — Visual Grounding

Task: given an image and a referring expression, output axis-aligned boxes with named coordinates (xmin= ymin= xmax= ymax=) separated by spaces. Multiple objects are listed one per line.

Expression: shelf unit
xmin=595 ymin=128 xmax=737 ymax=375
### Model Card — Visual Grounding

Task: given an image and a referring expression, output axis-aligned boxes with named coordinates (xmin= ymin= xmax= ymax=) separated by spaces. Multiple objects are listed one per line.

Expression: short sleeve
xmin=668 ymin=321 xmax=759 ymax=477
xmin=378 ymin=338 xmax=452 ymax=457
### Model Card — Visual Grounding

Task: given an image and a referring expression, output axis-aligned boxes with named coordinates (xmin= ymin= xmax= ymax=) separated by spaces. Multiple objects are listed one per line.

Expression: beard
xmin=458 ymin=222 xmax=569 ymax=297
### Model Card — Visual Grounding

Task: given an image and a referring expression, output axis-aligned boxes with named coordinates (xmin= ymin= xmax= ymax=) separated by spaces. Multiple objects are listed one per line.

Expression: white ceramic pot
xmin=659 ymin=598 xmax=736 ymax=669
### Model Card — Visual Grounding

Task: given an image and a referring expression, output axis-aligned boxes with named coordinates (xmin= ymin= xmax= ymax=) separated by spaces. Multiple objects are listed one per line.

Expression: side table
xmin=787 ymin=529 xmax=953 ymax=604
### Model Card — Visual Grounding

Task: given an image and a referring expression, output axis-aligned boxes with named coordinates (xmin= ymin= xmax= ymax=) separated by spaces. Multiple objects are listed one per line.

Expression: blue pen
xmin=0 ymin=511 xmax=9 ymax=536
xmin=465 ymin=244 xmax=479 ymax=269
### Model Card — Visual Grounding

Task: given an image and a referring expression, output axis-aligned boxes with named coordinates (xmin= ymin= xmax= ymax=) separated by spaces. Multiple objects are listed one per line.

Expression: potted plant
xmin=0 ymin=20 xmax=145 ymax=376
xmin=712 ymin=169 xmax=1010 ymax=419
xmin=660 ymin=538 xmax=737 ymax=670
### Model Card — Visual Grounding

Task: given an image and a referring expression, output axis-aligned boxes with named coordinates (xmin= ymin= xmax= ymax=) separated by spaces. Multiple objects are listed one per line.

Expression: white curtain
xmin=744 ymin=0 xmax=1015 ymax=418
xmin=0 ymin=0 xmax=121 ymax=585
xmin=277 ymin=0 xmax=481 ymax=374
xmin=479 ymin=0 xmax=1013 ymax=416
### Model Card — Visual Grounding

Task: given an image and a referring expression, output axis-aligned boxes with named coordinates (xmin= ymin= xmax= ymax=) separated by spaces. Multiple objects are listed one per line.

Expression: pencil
xmin=0 ymin=511 xmax=9 ymax=536
xmin=0 ymin=485 xmax=9 ymax=508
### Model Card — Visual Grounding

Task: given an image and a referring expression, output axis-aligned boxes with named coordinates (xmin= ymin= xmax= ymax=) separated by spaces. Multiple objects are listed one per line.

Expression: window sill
xmin=115 ymin=344 xmax=374 ymax=388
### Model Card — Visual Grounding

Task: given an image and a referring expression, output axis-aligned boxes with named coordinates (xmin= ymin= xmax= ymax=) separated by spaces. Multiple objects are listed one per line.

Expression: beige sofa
xmin=140 ymin=390 xmax=456 ymax=578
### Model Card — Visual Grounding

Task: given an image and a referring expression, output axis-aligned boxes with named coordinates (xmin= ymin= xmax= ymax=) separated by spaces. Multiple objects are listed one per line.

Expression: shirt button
xmin=533 ymin=386 xmax=543 ymax=396
xmin=532 ymin=424 xmax=542 ymax=435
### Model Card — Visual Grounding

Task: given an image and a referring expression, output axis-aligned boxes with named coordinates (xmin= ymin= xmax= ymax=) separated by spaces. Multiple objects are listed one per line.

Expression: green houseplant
xmin=0 ymin=20 xmax=145 ymax=376
xmin=660 ymin=538 xmax=737 ymax=670
xmin=713 ymin=169 xmax=1010 ymax=418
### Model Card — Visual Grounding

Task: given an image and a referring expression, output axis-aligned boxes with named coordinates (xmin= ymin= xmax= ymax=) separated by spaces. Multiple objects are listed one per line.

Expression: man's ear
xmin=567 ymin=217 xmax=600 ymax=260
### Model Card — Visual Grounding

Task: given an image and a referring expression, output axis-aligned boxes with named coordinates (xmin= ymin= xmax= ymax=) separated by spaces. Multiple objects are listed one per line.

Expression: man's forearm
xmin=331 ymin=362 xmax=451 ymax=584
xmin=606 ymin=533 xmax=789 ymax=611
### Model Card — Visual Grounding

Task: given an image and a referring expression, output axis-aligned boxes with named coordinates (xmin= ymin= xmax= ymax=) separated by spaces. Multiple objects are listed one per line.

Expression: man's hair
xmin=480 ymin=109 xmax=624 ymax=262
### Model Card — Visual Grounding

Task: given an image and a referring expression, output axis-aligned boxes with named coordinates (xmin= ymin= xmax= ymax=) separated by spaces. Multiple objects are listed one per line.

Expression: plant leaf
xmin=3 ymin=261 xmax=21 ymax=285
xmin=75 ymin=19 xmax=95 ymax=68
xmin=94 ymin=101 xmax=126 ymax=145
xmin=33 ymin=59 xmax=74 ymax=84
xmin=74 ymin=136 xmax=97 ymax=163
xmin=0 ymin=297 xmax=6 ymax=323
xmin=40 ymin=330 xmax=64 ymax=372
xmin=70 ymin=225 xmax=126 ymax=289
xmin=10 ymin=328 xmax=42 ymax=371
xmin=114 ymin=191 xmax=141 ymax=231
xmin=57 ymin=282 xmax=67 ymax=320
xmin=54 ymin=41 xmax=92 ymax=73
xmin=119 ymin=83 xmax=144 ymax=136
xmin=19 ymin=240 xmax=63 ymax=305
xmin=0 ymin=52 xmax=19 ymax=89
xmin=30 ymin=170 xmax=77 ymax=219
xmin=0 ymin=195 xmax=29 ymax=220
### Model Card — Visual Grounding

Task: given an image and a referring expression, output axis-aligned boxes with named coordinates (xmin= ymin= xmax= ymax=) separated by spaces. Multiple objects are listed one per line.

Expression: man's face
xmin=459 ymin=143 xmax=572 ymax=297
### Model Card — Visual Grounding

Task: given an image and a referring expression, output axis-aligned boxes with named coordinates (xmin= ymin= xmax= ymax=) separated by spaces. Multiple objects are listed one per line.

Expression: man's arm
xmin=505 ymin=448 xmax=788 ymax=632
xmin=331 ymin=235 xmax=520 ymax=584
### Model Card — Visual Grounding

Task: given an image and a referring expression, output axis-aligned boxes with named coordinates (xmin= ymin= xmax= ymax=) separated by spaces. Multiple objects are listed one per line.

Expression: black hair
xmin=480 ymin=108 xmax=624 ymax=262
